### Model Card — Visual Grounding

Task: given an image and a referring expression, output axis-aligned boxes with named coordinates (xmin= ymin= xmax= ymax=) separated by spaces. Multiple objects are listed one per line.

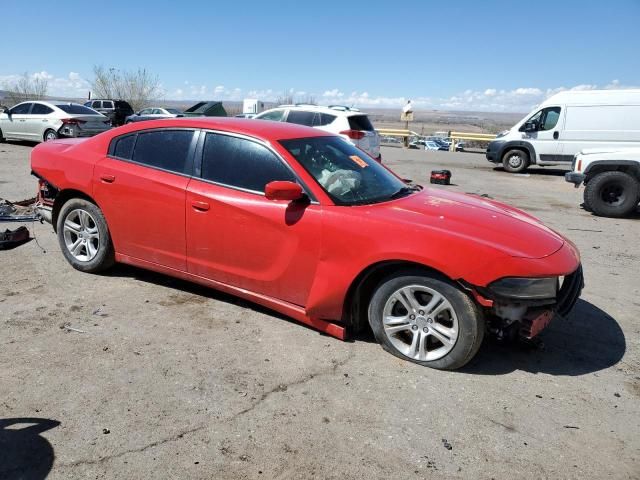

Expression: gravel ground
xmin=1 ymin=141 xmax=639 ymax=479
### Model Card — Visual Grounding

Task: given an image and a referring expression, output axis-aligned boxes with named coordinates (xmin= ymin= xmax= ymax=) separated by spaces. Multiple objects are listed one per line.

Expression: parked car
xmin=565 ymin=148 xmax=640 ymax=217
xmin=125 ymin=107 xmax=183 ymax=123
xmin=486 ymin=89 xmax=640 ymax=173
xmin=182 ymin=101 xmax=227 ymax=117
xmin=31 ymin=118 xmax=582 ymax=370
xmin=0 ymin=101 xmax=111 ymax=143
xmin=424 ymin=141 xmax=440 ymax=151
xmin=83 ymin=99 xmax=134 ymax=127
xmin=234 ymin=113 xmax=257 ymax=119
xmin=254 ymin=104 xmax=381 ymax=161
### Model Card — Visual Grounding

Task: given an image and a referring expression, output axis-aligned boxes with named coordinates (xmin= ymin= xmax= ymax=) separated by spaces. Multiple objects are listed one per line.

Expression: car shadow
xmin=492 ymin=166 xmax=569 ymax=177
xmin=0 ymin=417 xmax=60 ymax=480
xmin=462 ymin=299 xmax=626 ymax=376
xmin=106 ymin=264 xmax=314 ymax=327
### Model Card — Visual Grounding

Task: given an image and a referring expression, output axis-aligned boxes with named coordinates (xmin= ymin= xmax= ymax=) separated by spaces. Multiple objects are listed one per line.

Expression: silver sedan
xmin=0 ymin=101 xmax=112 ymax=143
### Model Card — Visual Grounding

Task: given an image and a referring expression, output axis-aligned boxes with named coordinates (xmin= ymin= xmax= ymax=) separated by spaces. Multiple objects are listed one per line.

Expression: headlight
xmin=488 ymin=277 xmax=557 ymax=300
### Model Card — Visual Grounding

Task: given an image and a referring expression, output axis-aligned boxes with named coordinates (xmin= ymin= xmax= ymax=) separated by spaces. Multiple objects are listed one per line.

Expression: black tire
xmin=0 ymin=128 xmax=5 ymax=143
xmin=56 ymin=198 xmax=115 ymax=273
xmin=43 ymin=129 xmax=58 ymax=142
xmin=502 ymin=149 xmax=530 ymax=173
xmin=584 ymin=171 xmax=640 ymax=218
xmin=368 ymin=272 xmax=485 ymax=370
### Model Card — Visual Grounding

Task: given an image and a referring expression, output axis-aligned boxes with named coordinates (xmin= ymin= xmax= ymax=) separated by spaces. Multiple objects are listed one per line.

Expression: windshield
xmin=280 ymin=136 xmax=409 ymax=205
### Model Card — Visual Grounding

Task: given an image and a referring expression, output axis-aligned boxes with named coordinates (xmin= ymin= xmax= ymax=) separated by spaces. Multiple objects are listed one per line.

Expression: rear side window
xmin=112 ymin=135 xmax=136 ymax=160
xmin=103 ymin=101 xmax=114 ymax=109
xmin=286 ymin=110 xmax=315 ymax=126
xmin=56 ymin=104 xmax=99 ymax=115
xmin=257 ymin=109 xmax=285 ymax=122
xmin=314 ymin=113 xmax=336 ymax=126
xmin=91 ymin=101 xmax=102 ymax=109
xmin=348 ymin=115 xmax=374 ymax=131
xmin=116 ymin=101 xmax=133 ymax=113
xmin=201 ymin=133 xmax=295 ymax=192
xmin=131 ymin=130 xmax=195 ymax=174
xmin=31 ymin=104 xmax=53 ymax=115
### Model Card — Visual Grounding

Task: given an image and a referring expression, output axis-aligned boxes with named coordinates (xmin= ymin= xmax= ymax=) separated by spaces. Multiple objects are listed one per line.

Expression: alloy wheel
xmin=62 ymin=209 xmax=100 ymax=262
xmin=382 ymin=285 xmax=459 ymax=361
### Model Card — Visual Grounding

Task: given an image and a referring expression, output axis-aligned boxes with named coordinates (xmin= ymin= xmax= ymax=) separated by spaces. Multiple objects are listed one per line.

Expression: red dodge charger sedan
xmin=31 ymin=118 xmax=583 ymax=370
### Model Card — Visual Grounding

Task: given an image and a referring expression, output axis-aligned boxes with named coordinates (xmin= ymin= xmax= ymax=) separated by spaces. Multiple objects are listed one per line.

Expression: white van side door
xmin=519 ymin=106 xmax=564 ymax=164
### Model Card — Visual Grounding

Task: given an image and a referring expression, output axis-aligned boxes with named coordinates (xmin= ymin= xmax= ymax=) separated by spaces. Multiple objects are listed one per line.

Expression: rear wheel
xmin=368 ymin=272 xmax=485 ymax=370
xmin=584 ymin=171 xmax=640 ymax=218
xmin=56 ymin=198 xmax=115 ymax=273
xmin=0 ymin=128 xmax=5 ymax=143
xmin=502 ymin=149 xmax=530 ymax=173
xmin=43 ymin=129 xmax=58 ymax=142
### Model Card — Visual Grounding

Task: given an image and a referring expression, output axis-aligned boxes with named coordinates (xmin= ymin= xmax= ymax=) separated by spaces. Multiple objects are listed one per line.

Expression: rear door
xmin=26 ymin=103 xmax=55 ymax=140
xmin=93 ymin=128 xmax=198 ymax=270
xmin=185 ymin=131 xmax=323 ymax=306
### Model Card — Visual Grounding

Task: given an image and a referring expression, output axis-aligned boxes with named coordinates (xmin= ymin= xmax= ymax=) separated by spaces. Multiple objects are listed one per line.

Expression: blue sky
xmin=2 ymin=0 xmax=639 ymax=112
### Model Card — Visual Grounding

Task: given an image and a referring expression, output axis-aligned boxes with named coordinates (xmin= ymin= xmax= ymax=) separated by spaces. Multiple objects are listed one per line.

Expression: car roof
xmin=113 ymin=117 xmax=334 ymax=141
xmin=265 ymin=104 xmax=367 ymax=117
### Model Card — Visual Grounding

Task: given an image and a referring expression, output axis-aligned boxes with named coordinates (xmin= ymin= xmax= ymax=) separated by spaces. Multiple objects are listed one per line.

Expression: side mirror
xmin=521 ymin=122 xmax=537 ymax=133
xmin=265 ymin=181 xmax=304 ymax=201
xmin=0 ymin=106 xmax=9 ymax=114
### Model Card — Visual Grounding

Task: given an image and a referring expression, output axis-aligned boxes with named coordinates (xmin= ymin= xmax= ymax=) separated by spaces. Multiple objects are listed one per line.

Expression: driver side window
xmin=540 ymin=107 xmax=561 ymax=131
xmin=521 ymin=107 xmax=561 ymax=132
xmin=10 ymin=103 xmax=33 ymax=115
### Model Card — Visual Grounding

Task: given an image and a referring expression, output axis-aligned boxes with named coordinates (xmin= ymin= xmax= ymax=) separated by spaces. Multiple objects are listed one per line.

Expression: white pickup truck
xmin=565 ymin=149 xmax=640 ymax=218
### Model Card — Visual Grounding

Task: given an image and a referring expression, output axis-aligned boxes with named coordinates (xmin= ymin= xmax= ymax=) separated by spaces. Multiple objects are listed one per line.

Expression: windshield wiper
xmin=389 ymin=186 xmax=418 ymax=200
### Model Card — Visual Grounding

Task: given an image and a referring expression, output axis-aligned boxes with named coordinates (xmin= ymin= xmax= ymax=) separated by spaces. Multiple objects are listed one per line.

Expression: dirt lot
xmin=1 ymin=141 xmax=639 ymax=479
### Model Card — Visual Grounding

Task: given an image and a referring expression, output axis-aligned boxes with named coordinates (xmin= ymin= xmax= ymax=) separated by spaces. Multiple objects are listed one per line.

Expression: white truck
xmin=486 ymin=89 xmax=640 ymax=173
xmin=565 ymin=149 xmax=640 ymax=218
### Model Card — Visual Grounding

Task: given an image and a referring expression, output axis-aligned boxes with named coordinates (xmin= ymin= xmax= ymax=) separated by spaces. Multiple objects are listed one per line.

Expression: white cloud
xmin=0 ymin=71 xmax=91 ymax=98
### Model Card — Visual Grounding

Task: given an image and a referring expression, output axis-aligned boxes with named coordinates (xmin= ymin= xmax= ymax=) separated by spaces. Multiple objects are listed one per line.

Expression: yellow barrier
xmin=376 ymin=128 xmax=496 ymax=151
xmin=448 ymin=131 xmax=496 ymax=152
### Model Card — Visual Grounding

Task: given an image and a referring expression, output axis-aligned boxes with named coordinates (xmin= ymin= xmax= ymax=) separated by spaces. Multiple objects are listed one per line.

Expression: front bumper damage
xmin=469 ymin=265 xmax=584 ymax=341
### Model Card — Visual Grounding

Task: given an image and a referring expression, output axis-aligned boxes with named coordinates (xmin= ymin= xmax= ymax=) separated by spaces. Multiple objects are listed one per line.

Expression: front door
xmin=186 ymin=131 xmax=322 ymax=306
xmin=1 ymin=102 xmax=33 ymax=139
xmin=93 ymin=128 xmax=198 ymax=270
xmin=521 ymin=106 xmax=564 ymax=164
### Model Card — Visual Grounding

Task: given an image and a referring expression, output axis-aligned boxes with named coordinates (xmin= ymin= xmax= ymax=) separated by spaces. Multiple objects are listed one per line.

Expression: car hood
xmin=579 ymin=147 xmax=640 ymax=159
xmin=367 ymin=188 xmax=565 ymax=259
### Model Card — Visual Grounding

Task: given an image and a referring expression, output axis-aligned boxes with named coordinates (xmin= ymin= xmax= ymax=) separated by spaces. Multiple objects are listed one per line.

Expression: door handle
xmin=553 ymin=131 xmax=559 ymax=140
xmin=100 ymin=174 xmax=115 ymax=183
xmin=191 ymin=200 xmax=210 ymax=211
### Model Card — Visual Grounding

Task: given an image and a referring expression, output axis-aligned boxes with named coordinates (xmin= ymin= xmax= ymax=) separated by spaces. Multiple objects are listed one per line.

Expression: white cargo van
xmin=486 ymin=89 xmax=640 ymax=173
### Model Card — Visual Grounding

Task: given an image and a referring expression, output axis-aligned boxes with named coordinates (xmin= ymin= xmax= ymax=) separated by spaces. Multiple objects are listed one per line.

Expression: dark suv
xmin=84 ymin=99 xmax=134 ymax=126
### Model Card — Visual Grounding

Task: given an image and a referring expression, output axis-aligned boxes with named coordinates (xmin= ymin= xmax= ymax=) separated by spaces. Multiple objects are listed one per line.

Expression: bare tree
xmin=90 ymin=66 xmax=163 ymax=112
xmin=2 ymin=72 xmax=49 ymax=105
xmin=275 ymin=90 xmax=295 ymax=106
xmin=298 ymin=94 xmax=317 ymax=105
xmin=275 ymin=91 xmax=317 ymax=106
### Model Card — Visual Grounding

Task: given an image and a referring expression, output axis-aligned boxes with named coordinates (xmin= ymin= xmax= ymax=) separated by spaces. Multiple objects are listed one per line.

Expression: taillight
xmin=340 ymin=129 xmax=366 ymax=140
xmin=61 ymin=118 xmax=86 ymax=125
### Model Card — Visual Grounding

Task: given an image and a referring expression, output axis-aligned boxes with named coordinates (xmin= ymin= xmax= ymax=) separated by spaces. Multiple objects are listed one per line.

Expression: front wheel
xmin=502 ymin=149 xmax=530 ymax=173
xmin=584 ymin=171 xmax=639 ymax=218
xmin=56 ymin=198 xmax=115 ymax=273
xmin=368 ymin=272 xmax=485 ymax=370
